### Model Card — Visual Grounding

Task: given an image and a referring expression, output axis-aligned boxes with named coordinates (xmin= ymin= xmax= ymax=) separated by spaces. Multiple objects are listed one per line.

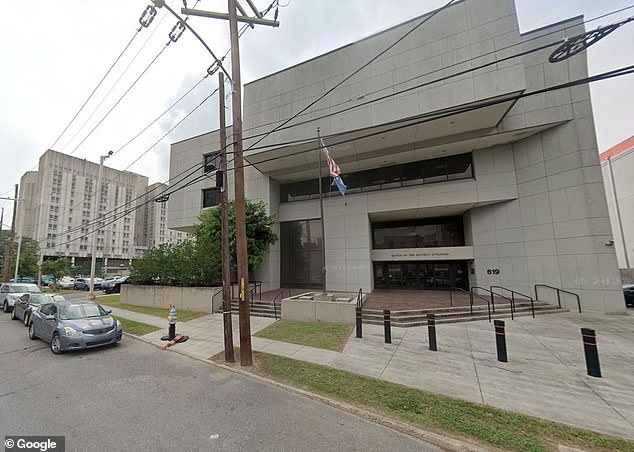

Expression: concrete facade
xmin=168 ymin=0 xmax=624 ymax=312
xmin=600 ymin=136 xmax=634 ymax=272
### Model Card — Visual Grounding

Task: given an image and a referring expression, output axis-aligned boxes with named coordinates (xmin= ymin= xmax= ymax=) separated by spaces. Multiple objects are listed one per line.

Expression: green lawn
xmin=112 ymin=316 xmax=161 ymax=336
xmin=254 ymin=320 xmax=353 ymax=352
xmin=98 ymin=294 xmax=208 ymax=322
xmin=212 ymin=349 xmax=634 ymax=452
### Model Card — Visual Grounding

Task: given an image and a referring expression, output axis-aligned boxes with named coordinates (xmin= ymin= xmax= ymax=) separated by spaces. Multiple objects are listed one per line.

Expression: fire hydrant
xmin=167 ymin=304 xmax=177 ymax=340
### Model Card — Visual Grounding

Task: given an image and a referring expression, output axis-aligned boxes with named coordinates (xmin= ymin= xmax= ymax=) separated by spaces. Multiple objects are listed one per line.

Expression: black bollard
xmin=494 ymin=320 xmax=507 ymax=362
xmin=356 ymin=306 xmax=363 ymax=338
xmin=427 ymin=313 xmax=437 ymax=351
xmin=383 ymin=309 xmax=391 ymax=344
xmin=581 ymin=328 xmax=601 ymax=378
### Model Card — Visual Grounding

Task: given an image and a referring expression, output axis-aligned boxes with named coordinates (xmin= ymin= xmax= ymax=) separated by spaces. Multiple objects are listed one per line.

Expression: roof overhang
xmin=245 ymin=91 xmax=562 ymax=183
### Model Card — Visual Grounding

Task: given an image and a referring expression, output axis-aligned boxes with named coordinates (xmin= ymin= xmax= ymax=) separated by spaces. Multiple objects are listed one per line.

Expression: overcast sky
xmin=1 ymin=0 xmax=633 ymax=227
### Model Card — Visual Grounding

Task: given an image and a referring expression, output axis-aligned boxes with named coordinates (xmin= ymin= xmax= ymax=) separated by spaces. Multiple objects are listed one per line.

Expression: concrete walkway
xmin=111 ymin=305 xmax=634 ymax=441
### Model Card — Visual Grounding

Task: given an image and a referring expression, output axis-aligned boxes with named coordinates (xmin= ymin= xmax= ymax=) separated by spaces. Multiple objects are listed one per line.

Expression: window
xmin=202 ymin=188 xmax=221 ymax=208
xmin=280 ymin=220 xmax=323 ymax=288
xmin=372 ymin=217 xmax=465 ymax=249
xmin=280 ymin=153 xmax=473 ymax=203
xmin=203 ymin=152 xmax=220 ymax=173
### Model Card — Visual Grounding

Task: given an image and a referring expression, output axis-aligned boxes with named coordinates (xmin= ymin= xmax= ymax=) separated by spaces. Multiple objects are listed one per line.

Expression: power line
xmin=47 ymin=62 xmax=634 ymax=250
xmin=234 ymin=4 xmax=634 ymax=142
xmin=242 ymin=0 xmax=459 ymax=154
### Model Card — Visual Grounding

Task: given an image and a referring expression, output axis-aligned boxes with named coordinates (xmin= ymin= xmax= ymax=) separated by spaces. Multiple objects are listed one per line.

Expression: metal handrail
xmin=470 ymin=286 xmax=493 ymax=322
xmin=534 ymin=284 xmax=581 ymax=313
xmin=448 ymin=286 xmax=473 ymax=309
xmin=356 ymin=288 xmax=363 ymax=308
xmin=212 ymin=289 xmax=223 ymax=314
xmin=490 ymin=285 xmax=535 ymax=319
xmin=272 ymin=289 xmax=284 ymax=320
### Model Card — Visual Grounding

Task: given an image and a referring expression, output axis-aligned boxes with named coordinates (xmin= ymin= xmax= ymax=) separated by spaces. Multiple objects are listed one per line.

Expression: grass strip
xmin=213 ymin=349 xmax=634 ymax=452
xmin=113 ymin=316 xmax=161 ymax=336
xmin=254 ymin=320 xmax=353 ymax=352
xmin=99 ymin=294 xmax=207 ymax=322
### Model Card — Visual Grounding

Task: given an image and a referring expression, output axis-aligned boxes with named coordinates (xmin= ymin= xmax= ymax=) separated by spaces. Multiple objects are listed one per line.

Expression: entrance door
xmin=373 ymin=261 xmax=468 ymax=290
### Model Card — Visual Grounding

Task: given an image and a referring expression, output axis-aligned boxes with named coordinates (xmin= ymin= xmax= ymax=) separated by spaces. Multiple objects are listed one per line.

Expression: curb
xmin=123 ymin=332 xmax=487 ymax=452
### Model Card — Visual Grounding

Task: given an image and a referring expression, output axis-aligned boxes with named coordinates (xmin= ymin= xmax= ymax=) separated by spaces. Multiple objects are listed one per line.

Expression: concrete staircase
xmin=223 ymin=299 xmax=280 ymax=319
xmin=359 ymin=300 xmax=565 ymax=327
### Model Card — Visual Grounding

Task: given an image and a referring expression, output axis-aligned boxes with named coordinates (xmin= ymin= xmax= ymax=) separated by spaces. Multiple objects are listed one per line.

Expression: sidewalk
xmin=113 ymin=306 xmax=634 ymax=440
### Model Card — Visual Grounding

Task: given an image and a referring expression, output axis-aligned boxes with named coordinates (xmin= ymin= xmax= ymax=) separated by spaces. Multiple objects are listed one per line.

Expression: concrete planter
xmin=120 ymin=285 xmax=222 ymax=313
xmin=281 ymin=292 xmax=365 ymax=324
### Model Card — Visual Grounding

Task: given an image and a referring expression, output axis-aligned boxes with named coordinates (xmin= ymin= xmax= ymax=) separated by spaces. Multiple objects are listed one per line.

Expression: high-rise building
xmin=18 ymin=150 xmax=149 ymax=271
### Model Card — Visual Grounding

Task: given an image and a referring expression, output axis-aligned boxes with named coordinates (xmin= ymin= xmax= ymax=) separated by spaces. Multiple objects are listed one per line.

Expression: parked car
xmin=624 ymin=284 xmax=634 ymax=308
xmin=9 ymin=277 xmax=36 ymax=284
xmin=73 ymin=278 xmax=104 ymax=291
xmin=104 ymin=276 xmax=132 ymax=294
xmin=56 ymin=277 xmax=75 ymax=290
xmin=28 ymin=300 xmax=122 ymax=354
xmin=12 ymin=293 xmax=66 ymax=326
xmin=1 ymin=283 xmax=42 ymax=313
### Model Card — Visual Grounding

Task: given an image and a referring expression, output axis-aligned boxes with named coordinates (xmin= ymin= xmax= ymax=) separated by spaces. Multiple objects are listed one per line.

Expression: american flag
xmin=320 ymin=138 xmax=347 ymax=201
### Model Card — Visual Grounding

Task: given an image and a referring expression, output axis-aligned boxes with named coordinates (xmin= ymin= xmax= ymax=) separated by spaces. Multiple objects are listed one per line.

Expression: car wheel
xmin=24 ymin=313 xmax=30 ymax=326
xmin=50 ymin=333 xmax=62 ymax=355
xmin=11 ymin=308 xmax=17 ymax=320
xmin=2 ymin=301 xmax=8 ymax=313
xmin=28 ymin=322 xmax=37 ymax=340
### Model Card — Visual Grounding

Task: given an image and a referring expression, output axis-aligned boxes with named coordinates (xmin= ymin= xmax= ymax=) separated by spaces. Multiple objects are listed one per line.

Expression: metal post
xmin=383 ymin=309 xmax=391 ymax=344
xmin=3 ymin=185 xmax=18 ymax=282
xmin=427 ymin=313 xmax=437 ymax=351
xmin=229 ymin=0 xmax=252 ymax=366
xmin=355 ymin=306 xmax=363 ymax=338
xmin=317 ymin=128 xmax=326 ymax=293
xmin=219 ymin=71 xmax=235 ymax=363
xmin=510 ymin=292 xmax=515 ymax=320
xmin=494 ymin=320 xmax=507 ymax=362
xmin=13 ymin=192 xmax=23 ymax=281
xmin=581 ymin=328 xmax=601 ymax=377
xmin=89 ymin=152 xmax=111 ymax=298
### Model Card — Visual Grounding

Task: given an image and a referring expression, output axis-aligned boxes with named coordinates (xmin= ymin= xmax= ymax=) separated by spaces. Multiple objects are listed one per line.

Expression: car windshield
xmin=59 ymin=303 xmax=107 ymax=320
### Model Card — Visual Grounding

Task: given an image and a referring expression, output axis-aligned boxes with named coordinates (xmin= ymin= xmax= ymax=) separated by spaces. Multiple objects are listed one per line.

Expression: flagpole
xmin=317 ymin=128 xmax=327 ymax=293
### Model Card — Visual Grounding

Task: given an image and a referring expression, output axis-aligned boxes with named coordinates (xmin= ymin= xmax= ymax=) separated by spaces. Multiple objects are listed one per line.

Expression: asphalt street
xmin=0 ymin=313 xmax=438 ymax=452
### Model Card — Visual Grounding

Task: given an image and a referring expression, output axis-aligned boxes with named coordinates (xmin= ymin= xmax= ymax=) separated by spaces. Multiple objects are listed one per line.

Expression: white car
xmin=56 ymin=277 xmax=75 ymax=290
xmin=1 ymin=283 xmax=42 ymax=313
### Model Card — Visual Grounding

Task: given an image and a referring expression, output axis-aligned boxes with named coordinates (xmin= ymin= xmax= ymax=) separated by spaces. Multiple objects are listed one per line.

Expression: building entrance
xmin=373 ymin=261 xmax=468 ymax=290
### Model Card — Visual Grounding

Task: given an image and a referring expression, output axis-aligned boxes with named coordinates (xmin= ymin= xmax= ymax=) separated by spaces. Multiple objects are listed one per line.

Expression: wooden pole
xmin=219 ymin=71 xmax=235 ymax=363
xmin=228 ymin=0 xmax=252 ymax=366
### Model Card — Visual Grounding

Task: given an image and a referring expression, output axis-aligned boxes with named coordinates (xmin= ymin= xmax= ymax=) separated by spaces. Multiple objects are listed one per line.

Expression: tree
xmin=41 ymin=258 xmax=71 ymax=280
xmin=130 ymin=200 xmax=278 ymax=286
xmin=196 ymin=200 xmax=278 ymax=275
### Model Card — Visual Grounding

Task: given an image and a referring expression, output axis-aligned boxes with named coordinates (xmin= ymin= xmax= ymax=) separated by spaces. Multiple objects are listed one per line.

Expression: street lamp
xmin=89 ymin=151 xmax=113 ymax=298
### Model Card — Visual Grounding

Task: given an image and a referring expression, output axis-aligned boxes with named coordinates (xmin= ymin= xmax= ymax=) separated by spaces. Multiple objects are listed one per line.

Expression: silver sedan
xmin=28 ymin=300 xmax=122 ymax=354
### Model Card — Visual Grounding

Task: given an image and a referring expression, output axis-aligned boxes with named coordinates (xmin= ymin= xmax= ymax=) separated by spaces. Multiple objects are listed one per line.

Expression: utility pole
xmin=228 ymin=0 xmax=252 ymax=366
xmin=13 ymin=191 xmax=23 ymax=281
xmin=89 ymin=151 xmax=113 ymax=297
xmin=181 ymin=0 xmax=279 ymax=367
xmin=219 ymin=71 xmax=235 ymax=363
xmin=3 ymin=185 xmax=18 ymax=282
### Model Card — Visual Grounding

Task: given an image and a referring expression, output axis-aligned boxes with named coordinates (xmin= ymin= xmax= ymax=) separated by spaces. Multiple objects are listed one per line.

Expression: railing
xmin=449 ymin=286 xmax=472 ymax=308
xmin=272 ymin=289 xmax=284 ymax=320
xmin=470 ymin=286 xmax=493 ymax=322
xmin=356 ymin=288 xmax=363 ymax=308
xmin=212 ymin=290 xmax=223 ymax=314
xmin=490 ymin=285 xmax=535 ymax=319
xmin=534 ymin=284 xmax=581 ymax=313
